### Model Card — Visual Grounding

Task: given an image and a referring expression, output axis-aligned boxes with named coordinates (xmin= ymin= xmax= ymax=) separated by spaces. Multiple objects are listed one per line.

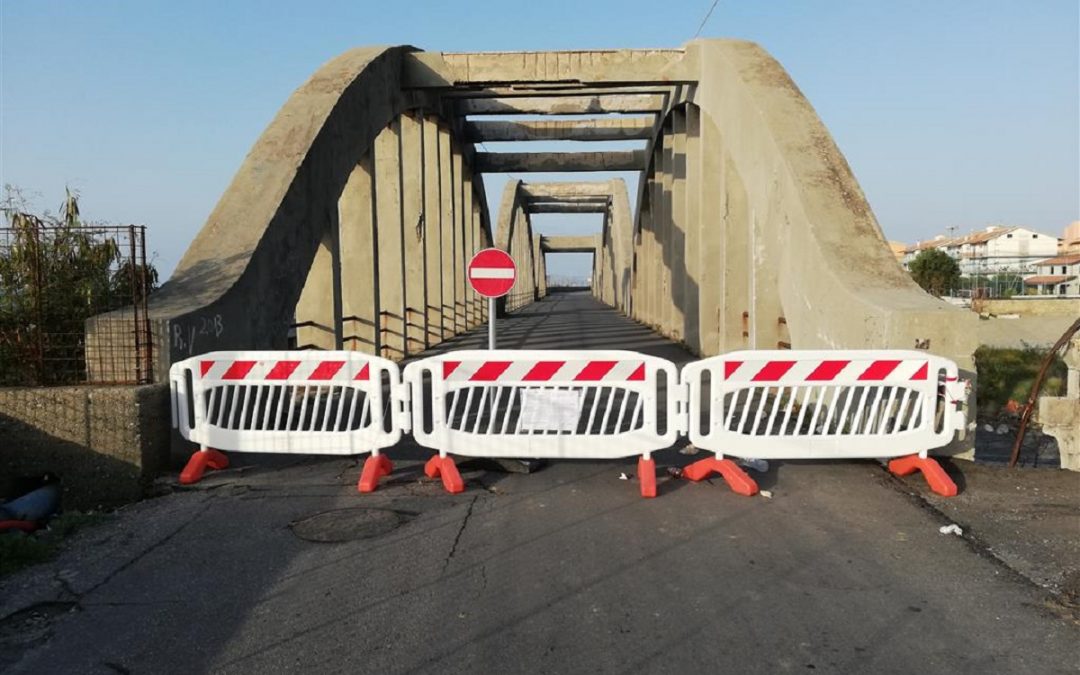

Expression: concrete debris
xmin=618 ymin=472 xmax=630 ymax=481
xmin=939 ymin=524 xmax=963 ymax=537
xmin=759 ymin=490 xmax=773 ymax=499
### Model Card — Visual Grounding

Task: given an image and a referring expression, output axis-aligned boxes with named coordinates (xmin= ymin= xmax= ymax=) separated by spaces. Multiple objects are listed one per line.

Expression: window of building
xmin=1033 ymin=234 xmax=1039 ymax=239
xmin=1006 ymin=233 xmax=1013 ymax=238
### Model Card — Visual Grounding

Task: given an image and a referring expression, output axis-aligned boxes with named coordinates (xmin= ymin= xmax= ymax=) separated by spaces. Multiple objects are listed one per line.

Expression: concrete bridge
xmin=141 ymin=40 xmax=978 ymax=453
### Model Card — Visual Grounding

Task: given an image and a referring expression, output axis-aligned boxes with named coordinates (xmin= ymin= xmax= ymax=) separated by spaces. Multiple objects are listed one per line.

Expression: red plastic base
xmin=888 ymin=455 xmax=958 ymax=497
xmin=0 ymin=519 xmax=39 ymax=533
xmin=638 ymin=456 xmax=657 ymax=498
xmin=682 ymin=457 xmax=758 ymax=496
xmin=357 ymin=454 xmax=394 ymax=493
xmin=424 ymin=455 xmax=465 ymax=494
xmin=179 ymin=449 xmax=230 ymax=485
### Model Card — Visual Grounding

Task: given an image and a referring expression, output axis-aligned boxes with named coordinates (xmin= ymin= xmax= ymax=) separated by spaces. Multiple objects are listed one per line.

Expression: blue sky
xmin=2 ymin=1 xmax=1077 ymax=279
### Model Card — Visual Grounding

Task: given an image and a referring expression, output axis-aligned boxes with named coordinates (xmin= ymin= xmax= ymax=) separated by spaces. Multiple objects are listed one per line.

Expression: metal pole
xmin=488 ymin=297 xmax=496 ymax=349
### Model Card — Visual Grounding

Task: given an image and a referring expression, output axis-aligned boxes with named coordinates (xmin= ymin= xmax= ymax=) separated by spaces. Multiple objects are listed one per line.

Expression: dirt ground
xmin=891 ymin=458 xmax=1080 ymax=620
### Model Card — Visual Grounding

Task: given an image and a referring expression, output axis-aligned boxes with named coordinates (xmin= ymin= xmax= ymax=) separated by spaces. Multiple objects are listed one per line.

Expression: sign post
xmin=467 ymin=248 xmax=517 ymax=350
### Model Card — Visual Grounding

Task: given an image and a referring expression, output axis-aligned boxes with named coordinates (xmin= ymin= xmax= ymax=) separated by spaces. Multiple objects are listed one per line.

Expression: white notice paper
xmin=518 ymin=389 xmax=582 ymax=432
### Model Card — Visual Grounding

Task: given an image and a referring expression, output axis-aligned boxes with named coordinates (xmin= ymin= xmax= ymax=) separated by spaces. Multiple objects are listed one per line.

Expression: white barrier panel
xmin=170 ymin=351 xmax=405 ymax=488
xmin=682 ymin=349 xmax=968 ymax=460
xmin=404 ymin=349 xmax=680 ymax=459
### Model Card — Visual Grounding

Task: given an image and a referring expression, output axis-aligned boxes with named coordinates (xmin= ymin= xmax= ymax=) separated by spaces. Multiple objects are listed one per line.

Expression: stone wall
xmin=0 ymin=384 xmax=171 ymax=509
xmin=974 ymin=298 xmax=1080 ymax=317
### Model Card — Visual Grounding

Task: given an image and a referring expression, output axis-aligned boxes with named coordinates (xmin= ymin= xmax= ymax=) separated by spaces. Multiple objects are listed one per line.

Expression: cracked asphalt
xmin=2 ymin=293 xmax=1077 ymax=673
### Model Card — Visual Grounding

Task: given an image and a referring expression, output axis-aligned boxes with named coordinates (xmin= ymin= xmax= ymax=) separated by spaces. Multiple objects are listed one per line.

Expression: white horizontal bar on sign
xmin=470 ymin=267 xmax=515 ymax=279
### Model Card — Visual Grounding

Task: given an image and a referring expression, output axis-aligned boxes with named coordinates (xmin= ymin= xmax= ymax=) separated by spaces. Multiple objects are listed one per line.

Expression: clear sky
xmin=2 ymin=1 xmax=1077 ymax=280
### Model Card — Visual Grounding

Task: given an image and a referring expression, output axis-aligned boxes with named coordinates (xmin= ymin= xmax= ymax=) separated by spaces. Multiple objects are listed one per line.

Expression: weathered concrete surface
xmin=0 ymin=384 xmax=170 ymax=509
xmin=974 ymin=298 xmax=1080 ymax=317
xmin=465 ymin=118 xmax=654 ymax=142
xmin=475 ymin=150 xmax=646 ymax=173
xmin=455 ymin=94 xmax=663 ymax=115
xmin=540 ymin=235 xmax=598 ymax=253
xmin=1039 ymin=337 xmax=1080 ymax=470
xmin=403 ymin=48 xmax=696 ymax=87
xmin=527 ymin=202 xmax=607 ymax=214
xmin=977 ymin=315 xmax=1079 ymax=349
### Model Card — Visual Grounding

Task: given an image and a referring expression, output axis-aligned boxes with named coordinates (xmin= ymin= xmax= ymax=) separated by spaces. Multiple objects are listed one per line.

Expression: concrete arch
xmin=628 ymin=40 xmax=976 ymax=369
xmin=146 ymin=47 xmax=491 ymax=372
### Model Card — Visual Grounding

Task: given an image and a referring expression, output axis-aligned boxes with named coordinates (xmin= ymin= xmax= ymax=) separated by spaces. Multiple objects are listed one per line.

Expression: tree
xmin=0 ymin=186 xmax=158 ymax=385
xmin=909 ymin=248 xmax=961 ymax=297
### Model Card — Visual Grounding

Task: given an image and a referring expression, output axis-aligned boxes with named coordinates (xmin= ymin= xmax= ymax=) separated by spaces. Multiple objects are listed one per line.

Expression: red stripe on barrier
xmin=309 ymin=361 xmax=345 ymax=380
xmin=266 ymin=361 xmax=300 ymax=380
xmin=354 ymin=364 xmax=370 ymax=380
xmin=523 ymin=361 xmax=565 ymax=381
xmin=443 ymin=361 xmax=461 ymax=379
xmin=470 ymin=361 xmax=513 ymax=381
xmin=858 ymin=360 xmax=901 ymax=381
xmin=574 ymin=361 xmax=617 ymax=381
xmin=724 ymin=361 xmax=742 ymax=380
xmin=752 ymin=361 xmax=796 ymax=382
xmin=200 ymin=361 xmax=214 ymax=377
xmin=221 ymin=361 xmax=256 ymax=380
xmin=910 ymin=363 xmax=928 ymax=381
xmin=807 ymin=360 xmax=850 ymax=381
xmin=628 ymin=364 xmax=645 ymax=381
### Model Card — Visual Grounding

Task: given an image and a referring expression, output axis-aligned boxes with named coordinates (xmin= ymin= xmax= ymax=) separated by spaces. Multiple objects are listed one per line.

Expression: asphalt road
xmin=2 ymin=293 xmax=1077 ymax=673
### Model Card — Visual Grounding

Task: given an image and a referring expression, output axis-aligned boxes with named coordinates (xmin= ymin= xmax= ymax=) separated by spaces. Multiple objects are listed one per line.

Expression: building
xmin=887 ymin=241 xmax=906 ymax=263
xmin=1060 ymin=221 xmax=1080 ymax=256
xmin=1024 ymin=254 xmax=1080 ymax=296
xmin=902 ymin=226 xmax=1059 ymax=276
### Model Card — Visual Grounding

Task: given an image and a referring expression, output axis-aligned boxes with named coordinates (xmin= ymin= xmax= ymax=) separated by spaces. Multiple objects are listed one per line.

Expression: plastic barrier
xmin=402 ymin=350 xmax=681 ymax=497
xmin=681 ymin=350 xmax=968 ymax=496
xmin=170 ymin=351 xmax=405 ymax=492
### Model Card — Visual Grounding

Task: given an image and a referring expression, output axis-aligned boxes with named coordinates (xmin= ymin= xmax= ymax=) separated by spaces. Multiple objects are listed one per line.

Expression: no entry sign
xmin=468 ymin=248 xmax=517 ymax=298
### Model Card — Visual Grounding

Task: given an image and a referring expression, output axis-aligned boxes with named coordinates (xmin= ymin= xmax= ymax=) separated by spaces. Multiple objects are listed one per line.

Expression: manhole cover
xmin=289 ymin=508 xmax=404 ymax=543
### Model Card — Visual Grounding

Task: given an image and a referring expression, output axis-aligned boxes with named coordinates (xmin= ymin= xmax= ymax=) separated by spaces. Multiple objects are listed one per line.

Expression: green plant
xmin=974 ymin=346 xmax=1067 ymax=410
xmin=909 ymin=248 xmax=961 ymax=296
xmin=0 ymin=512 xmax=110 ymax=576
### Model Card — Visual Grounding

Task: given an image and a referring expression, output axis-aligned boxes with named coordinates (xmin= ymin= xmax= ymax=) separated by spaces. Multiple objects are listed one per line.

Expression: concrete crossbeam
xmin=456 ymin=95 xmax=663 ymax=116
xmin=520 ymin=182 xmax=615 ymax=199
xmin=528 ymin=203 xmax=608 ymax=214
xmin=465 ymin=118 xmax=655 ymax=142
xmin=404 ymin=49 xmax=696 ymax=87
xmin=475 ymin=150 xmax=646 ymax=173
xmin=541 ymin=235 xmax=600 ymax=253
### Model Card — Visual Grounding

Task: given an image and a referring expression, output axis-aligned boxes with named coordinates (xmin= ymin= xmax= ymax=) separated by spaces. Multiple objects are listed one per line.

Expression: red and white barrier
xmin=403 ymin=350 xmax=681 ymax=497
xmin=680 ymin=350 xmax=968 ymax=496
xmin=169 ymin=351 xmax=406 ymax=492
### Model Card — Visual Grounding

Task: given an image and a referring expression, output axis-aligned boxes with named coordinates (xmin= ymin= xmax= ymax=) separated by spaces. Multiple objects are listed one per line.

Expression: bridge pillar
xmin=375 ymin=120 xmax=407 ymax=361
xmin=339 ymin=154 xmax=379 ymax=355
xmin=401 ymin=113 xmax=427 ymax=355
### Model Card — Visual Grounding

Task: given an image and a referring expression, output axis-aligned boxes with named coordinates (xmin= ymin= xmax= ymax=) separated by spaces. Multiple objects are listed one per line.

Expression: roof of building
xmin=1037 ymin=254 xmax=1080 ymax=266
xmin=904 ymin=226 xmax=1022 ymax=254
xmin=1023 ymin=275 xmax=1077 ymax=285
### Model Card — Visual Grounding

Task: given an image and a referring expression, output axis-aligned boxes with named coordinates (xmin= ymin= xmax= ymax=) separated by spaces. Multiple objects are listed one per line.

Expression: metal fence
xmin=0 ymin=224 xmax=153 ymax=386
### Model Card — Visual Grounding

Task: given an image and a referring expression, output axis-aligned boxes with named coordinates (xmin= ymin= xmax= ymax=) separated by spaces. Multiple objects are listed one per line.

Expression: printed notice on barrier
xmin=519 ymin=389 xmax=582 ymax=432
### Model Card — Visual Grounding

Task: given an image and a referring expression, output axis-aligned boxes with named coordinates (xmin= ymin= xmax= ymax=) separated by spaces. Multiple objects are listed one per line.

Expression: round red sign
xmin=468 ymin=248 xmax=517 ymax=298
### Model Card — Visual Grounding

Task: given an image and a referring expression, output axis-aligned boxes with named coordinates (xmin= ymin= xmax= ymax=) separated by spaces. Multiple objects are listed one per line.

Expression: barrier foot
xmin=638 ymin=456 xmax=657 ymax=499
xmin=888 ymin=455 xmax=958 ymax=497
xmin=357 ymin=454 xmax=394 ymax=493
xmin=179 ymin=449 xmax=229 ymax=485
xmin=424 ymin=455 xmax=465 ymax=494
xmin=682 ymin=457 xmax=758 ymax=496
